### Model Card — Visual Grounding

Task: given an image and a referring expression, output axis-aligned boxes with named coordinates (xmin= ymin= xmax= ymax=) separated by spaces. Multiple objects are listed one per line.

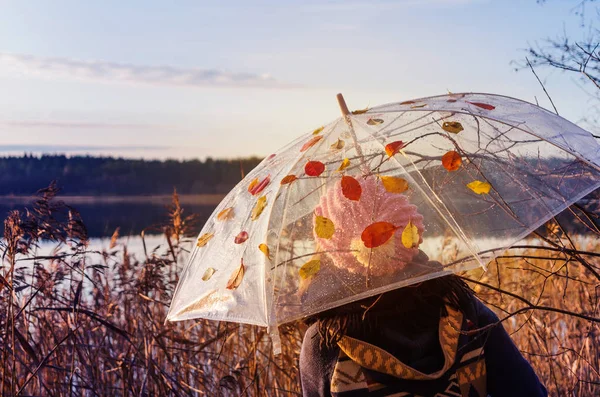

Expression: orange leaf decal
xmin=301 ymin=135 xmax=323 ymax=152
xmin=442 ymin=122 xmax=464 ymax=134
xmin=217 ymin=207 xmax=235 ymax=221
xmin=367 ymin=118 xmax=384 ymax=126
xmin=361 ymin=222 xmax=398 ymax=248
xmin=441 ymin=151 xmax=462 ymax=171
xmin=400 ymin=100 xmax=415 ymax=105
xmin=249 ymin=175 xmax=270 ymax=195
xmin=305 ymin=161 xmax=325 ymax=177
xmin=385 ymin=141 xmax=404 ymax=157
xmin=410 ymin=104 xmax=427 ymax=109
xmin=341 ymin=176 xmax=362 ymax=201
xmin=380 ymin=176 xmax=409 ymax=193
xmin=251 ymin=195 xmax=267 ymax=220
xmin=312 ymin=126 xmax=324 ymax=135
xmin=226 ymin=260 xmax=245 ymax=290
xmin=280 ymin=174 xmax=298 ymax=185
xmin=196 ymin=232 xmax=214 ymax=247
xmin=234 ymin=231 xmax=249 ymax=244
xmin=466 ymin=101 xmax=495 ymax=110
xmin=247 ymin=178 xmax=258 ymax=193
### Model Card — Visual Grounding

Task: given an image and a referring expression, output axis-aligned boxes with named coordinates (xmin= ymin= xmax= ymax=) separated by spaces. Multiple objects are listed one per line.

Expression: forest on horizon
xmin=0 ymin=154 xmax=263 ymax=196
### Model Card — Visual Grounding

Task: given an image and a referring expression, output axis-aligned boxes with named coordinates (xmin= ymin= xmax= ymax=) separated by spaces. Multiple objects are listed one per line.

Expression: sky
xmin=0 ymin=0 xmax=596 ymax=160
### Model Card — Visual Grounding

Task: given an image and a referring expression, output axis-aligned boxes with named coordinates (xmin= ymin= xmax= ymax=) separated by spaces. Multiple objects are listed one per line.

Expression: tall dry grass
xmin=1 ymin=183 xmax=599 ymax=396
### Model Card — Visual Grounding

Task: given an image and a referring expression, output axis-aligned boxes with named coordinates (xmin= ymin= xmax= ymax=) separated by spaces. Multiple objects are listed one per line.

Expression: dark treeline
xmin=0 ymin=154 xmax=263 ymax=195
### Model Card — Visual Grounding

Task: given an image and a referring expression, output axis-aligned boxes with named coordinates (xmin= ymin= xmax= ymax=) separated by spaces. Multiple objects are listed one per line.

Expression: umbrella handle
xmin=336 ymin=93 xmax=368 ymax=173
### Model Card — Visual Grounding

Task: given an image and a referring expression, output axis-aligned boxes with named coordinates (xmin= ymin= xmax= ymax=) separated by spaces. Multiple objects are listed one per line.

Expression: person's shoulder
xmin=301 ymin=322 xmax=323 ymax=357
xmin=469 ymin=296 xmax=500 ymax=325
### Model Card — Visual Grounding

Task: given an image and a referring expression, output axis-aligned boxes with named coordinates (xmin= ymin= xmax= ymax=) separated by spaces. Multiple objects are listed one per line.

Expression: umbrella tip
xmin=337 ymin=93 xmax=350 ymax=117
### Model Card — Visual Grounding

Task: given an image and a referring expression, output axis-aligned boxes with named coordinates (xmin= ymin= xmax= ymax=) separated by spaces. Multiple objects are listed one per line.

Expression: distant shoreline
xmin=0 ymin=194 xmax=226 ymax=205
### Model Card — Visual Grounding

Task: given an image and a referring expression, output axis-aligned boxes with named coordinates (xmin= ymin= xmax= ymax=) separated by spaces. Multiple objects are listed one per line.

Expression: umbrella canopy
xmin=166 ymin=92 xmax=600 ymax=349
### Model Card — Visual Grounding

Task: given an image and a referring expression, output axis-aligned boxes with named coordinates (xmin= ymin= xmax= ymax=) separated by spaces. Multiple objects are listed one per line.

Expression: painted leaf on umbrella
xmin=247 ymin=178 xmax=259 ymax=194
xmin=312 ymin=126 xmax=324 ymax=135
xmin=217 ymin=207 xmax=235 ymax=221
xmin=441 ymin=151 xmax=462 ymax=171
xmin=197 ymin=232 xmax=214 ymax=247
xmin=400 ymin=100 xmax=416 ymax=105
xmin=337 ymin=158 xmax=351 ymax=172
xmin=385 ymin=141 xmax=404 ymax=157
xmin=202 ymin=267 xmax=216 ymax=281
xmin=226 ymin=260 xmax=245 ymax=290
xmin=330 ymin=138 xmax=345 ymax=150
xmin=411 ymin=104 xmax=427 ymax=109
xmin=341 ymin=176 xmax=362 ymax=201
xmin=314 ymin=216 xmax=335 ymax=239
xmin=361 ymin=222 xmax=398 ymax=248
xmin=249 ymin=176 xmax=270 ymax=196
xmin=380 ymin=176 xmax=409 ymax=193
xmin=401 ymin=220 xmax=419 ymax=249
xmin=305 ymin=161 xmax=325 ymax=177
xmin=467 ymin=180 xmax=492 ymax=195
xmin=299 ymin=259 xmax=321 ymax=279
xmin=280 ymin=174 xmax=298 ymax=185
xmin=466 ymin=101 xmax=495 ymax=110
xmin=234 ymin=231 xmax=249 ymax=244
xmin=301 ymin=135 xmax=323 ymax=152
xmin=251 ymin=196 xmax=267 ymax=220
xmin=442 ymin=122 xmax=464 ymax=134
xmin=367 ymin=118 xmax=384 ymax=126
xmin=258 ymin=243 xmax=270 ymax=259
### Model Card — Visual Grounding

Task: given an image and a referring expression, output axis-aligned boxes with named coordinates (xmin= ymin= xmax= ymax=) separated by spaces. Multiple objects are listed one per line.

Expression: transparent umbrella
xmin=166 ymin=92 xmax=600 ymax=352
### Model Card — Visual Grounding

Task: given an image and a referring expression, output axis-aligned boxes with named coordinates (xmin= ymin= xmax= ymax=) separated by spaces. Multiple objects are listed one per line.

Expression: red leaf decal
xmin=361 ymin=222 xmax=398 ymax=248
xmin=466 ymin=101 xmax=495 ymax=110
xmin=249 ymin=175 xmax=270 ymax=195
xmin=305 ymin=161 xmax=325 ymax=177
xmin=385 ymin=141 xmax=404 ymax=157
xmin=341 ymin=176 xmax=362 ymax=201
xmin=300 ymin=135 xmax=323 ymax=152
xmin=234 ymin=231 xmax=249 ymax=244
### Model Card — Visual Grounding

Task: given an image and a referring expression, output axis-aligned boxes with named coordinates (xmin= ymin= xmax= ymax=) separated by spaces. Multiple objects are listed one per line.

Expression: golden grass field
xmin=1 ymin=186 xmax=598 ymax=396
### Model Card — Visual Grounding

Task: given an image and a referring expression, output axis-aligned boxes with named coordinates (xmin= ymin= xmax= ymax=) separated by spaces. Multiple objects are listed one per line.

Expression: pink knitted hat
xmin=314 ymin=176 xmax=425 ymax=277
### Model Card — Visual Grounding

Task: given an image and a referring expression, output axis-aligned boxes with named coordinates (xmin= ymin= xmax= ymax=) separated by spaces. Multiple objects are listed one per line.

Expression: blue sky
xmin=0 ymin=0 xmax=595 ymax=159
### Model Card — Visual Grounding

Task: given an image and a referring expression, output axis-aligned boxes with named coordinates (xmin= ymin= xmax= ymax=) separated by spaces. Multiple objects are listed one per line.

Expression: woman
xmin=299 ymin=176 xmax=547 ymax=396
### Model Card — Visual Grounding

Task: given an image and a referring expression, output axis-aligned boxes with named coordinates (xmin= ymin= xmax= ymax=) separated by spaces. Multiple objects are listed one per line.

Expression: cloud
xmin=0 ymin=144 xmax=168 ymax=153
xmin=306 ymin=0 xmax=485 ymax=11
xmin=0 ymin=53 xmax=286 ymax=88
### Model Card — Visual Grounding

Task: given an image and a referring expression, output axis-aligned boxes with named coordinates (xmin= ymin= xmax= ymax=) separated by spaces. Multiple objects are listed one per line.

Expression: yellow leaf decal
xmin=337 ymin=158 xmax=351 ymax=172
xmin=217 ymin=207 xmax=234 ymax=221
xmin=312 ymin=126 xmax=324 ymax=135
xmin=258 ymin=243 xmax=270 ymax=259
xmin=380 ymin=176 xmax=409 ymax=193
xmin=196 ymin=232 xmax=214 ymax=247
xmin=251 ymin=195 xmax=267 ymax=220
xmin=330 ymin=138 xmax=345 ymax=150
xmin=314 ymin=216 xmax=335 ymax=239
xmin=299 ymin=259 xmax=321 ymax=279
xmin=202 ymin=267 xmax=216 ymax=281
xmin=401 ymin=220 xmax=419 ymax=249
xmin=226 ymin=260 xmax=245 ymax=290
xmin=467 ymin=180 xmax=491 ymax=195
xmin=351 ymin=107 xmax=369 ymax=115
xmin=442 ymin=121 xmax=464 ymax=134
xmin=410 ymin=103 xmax=427 ymax=109
xmin=367 ymin=118 xmax=384 ymax=125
